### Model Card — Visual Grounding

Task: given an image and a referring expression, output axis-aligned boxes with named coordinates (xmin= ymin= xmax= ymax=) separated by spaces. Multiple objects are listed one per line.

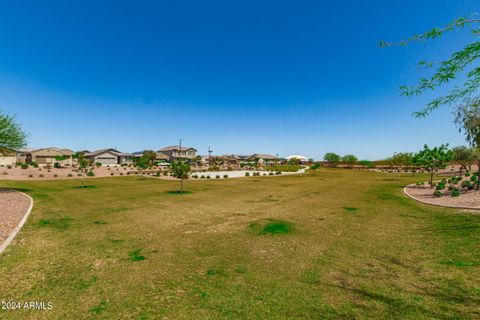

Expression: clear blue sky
xmin=0 ymin=1 xmax=477 ymax=159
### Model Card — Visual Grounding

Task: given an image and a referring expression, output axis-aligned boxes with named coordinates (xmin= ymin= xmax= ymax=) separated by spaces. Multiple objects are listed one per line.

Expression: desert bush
xmin=433 ymin=190 xmax=442 ymax=197
xmin=276 ymin=171 xmax=282 ymax=175
xmin=30 ymin=161 xmax=38 ymax=168
xmin=7 ymin=165 xmax=11 ymax=169
xmin=436 ymin=183 xmax=445 ymax=190
xmin=54 ymin=163 xmax=61 ymax=168
xmin=20 ymin=164 xmax=28 ymax=169
xmin=465 ymin=172 xmax=471 ymax=176
xmin=451 ymin=188 xmax=460 ymax=197
xmin=53 ymin=174 xmax=58 ymax=177
xmin=110 ymin=172 xmax=114 ymax=176
xmin=28 ymin=174 xmax=33 ymax=178
xmin=120 ymin=172 xmax=123 ymax=175
xmin=200 ymin=175 xmax=205 ymax=179
xmin=163 ymin=171 xmax=168 ymax=176
xmin=95 ymin=162 xmax=102 ymax=167
xmin=39 ymin=174 xmax=44 ymax=177
xmin=216 ymin=175 xmax=220 ymax=179
xmin=67 ymin=173 xmax=73 ymax=177
xmin=245 ymin=172 xmax=250 ymax=177
xmin=87 ymin=171 xmax=95 ymax=177
xmin=269 ymin=172 xmax=274 ymax=175
xmin=223 ymin=174 xmax=228 ymax=178
xmin=471 ymin=175 xmax=478 ymax=182
xmin=206 ymin=175 xmax=211 ymax=179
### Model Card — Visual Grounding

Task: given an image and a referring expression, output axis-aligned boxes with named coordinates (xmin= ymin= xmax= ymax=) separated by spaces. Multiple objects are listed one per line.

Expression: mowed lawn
xmin=0 ymin=169 xmax=479 ymax=319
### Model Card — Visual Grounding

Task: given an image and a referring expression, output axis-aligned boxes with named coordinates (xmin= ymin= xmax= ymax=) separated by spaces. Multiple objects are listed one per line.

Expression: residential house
xmin=132 ymin=151 xmax=170 ymax=163
xmin=84 ymin=148 xmax=133 ymax=166
xmin=247 ymin=153 xmax=278 ymax=162
xmin=25 ymin=147 xmax=74 ymax=166
xmin=0 ymin=150 xmax=16 ymax=166
xmin=157 ymin=145 xmax=197 ymax=161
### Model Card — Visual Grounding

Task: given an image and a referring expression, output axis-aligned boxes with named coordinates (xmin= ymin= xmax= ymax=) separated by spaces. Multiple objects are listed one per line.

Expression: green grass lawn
xmin=0 ymin=169 xmax=479 ymax=319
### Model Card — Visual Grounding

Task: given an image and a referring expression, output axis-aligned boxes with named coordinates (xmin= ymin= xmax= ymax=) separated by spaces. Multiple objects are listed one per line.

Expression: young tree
xmin=0 ymin=110 xmax=27 ymax=154
xmin=451 ymin=145 xmax=476 ymax=176
xmin=454 ymin=103 xmax=480 ymax=189
xmin=341 ymin=154 xmax=358 ymax=168
xmin=390 ymin=152 xmax=414 ymax=180
xmin=170 ymin=160 xmax=191 ymax=193
xmin=287 ymin=157 xmax=301 ymax=166
xmin=54 ymin=155 xmax=68 ymax=168
xmin=359 ymin=160 xmax=374 ymax=169
xmin=413 ymin=144 xmax=453 ymax=187
xmin=323 ymin=153 xmax=340 ymax=167
xmin=74 ymin=153 xmax=91 ymax=188
xmin=382 ymin=16 xmax=480 ymax=117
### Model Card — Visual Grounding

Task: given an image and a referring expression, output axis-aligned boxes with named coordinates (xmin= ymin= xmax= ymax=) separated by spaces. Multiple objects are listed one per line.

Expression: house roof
xmin=158 ymin=145 xmax=197 ymax=152
xmin=249 ymin=153 xmax=278 ymax=160
xmin=30 ymin=147 xmax=73 ymax=157
xmin=84 ymin=148 xmax=122 ymax=157
xmin=287 ymin=155 xmax=309 ymax=161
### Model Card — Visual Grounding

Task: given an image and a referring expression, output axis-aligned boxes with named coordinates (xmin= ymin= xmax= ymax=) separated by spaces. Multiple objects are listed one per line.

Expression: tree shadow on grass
xmin=0 ymin=188 xmax=33 ymax=193
xmin=72 ymin=185 xmax=97 ymax=189
xmin=165 ymin=190 xmax=192 ymax=195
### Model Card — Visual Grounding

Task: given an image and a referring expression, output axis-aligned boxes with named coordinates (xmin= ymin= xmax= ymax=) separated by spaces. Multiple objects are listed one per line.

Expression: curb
xmin=0 ymin=191 xmax=34 ymax=255
xmin=403 ymin=185 xmax=480 ymax=211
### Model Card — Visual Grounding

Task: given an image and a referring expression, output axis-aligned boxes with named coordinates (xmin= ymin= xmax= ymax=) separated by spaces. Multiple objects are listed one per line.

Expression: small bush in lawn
xmin=245 ymin=172 xmax=250 ymax=177
xmin=87 ymin=171 xmax=95 ymax=177
xmin=436 ymin=183 xmax=445 ymax=190
xmin=451 ymin=188 xmax=460 ymax=197
xmin=433 ymin=190 xmax=442 ymax=197
xmin=67 ymin=173 xmax=73 ymax=177
xmin=21 ymin=164 xmax=28 ymax=169
xmin=223 ymin=174 xmax=228 ymax=178
xmin=216 ymin=175 xmax=220 ymax=179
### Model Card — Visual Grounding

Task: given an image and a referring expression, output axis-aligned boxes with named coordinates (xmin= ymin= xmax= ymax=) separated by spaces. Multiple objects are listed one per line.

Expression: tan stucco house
xmin=84 ymin=148 xmax=133 ymax=165
xmin=25 ymin=147 xmax=74 ymax=166
xmin=157 ymin=146 xmax=197 ymax=161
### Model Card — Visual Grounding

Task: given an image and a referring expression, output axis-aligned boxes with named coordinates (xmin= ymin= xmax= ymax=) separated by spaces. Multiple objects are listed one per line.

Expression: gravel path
xmin=0 ymin=189 xmax=32 ymax=246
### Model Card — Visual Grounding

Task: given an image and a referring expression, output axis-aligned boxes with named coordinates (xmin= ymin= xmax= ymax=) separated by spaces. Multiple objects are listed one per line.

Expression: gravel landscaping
xmin=0 ymin=189 xmax=32 ymax=245
xmin=404 ymin=184 xmax=480 ymax=210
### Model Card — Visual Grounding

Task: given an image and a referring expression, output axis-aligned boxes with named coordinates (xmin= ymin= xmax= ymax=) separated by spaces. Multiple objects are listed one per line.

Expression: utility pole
xmin=208 ymin=146 xmax=212 ymax=158
xmin=179 ymin=138 xmax=183 ymax=159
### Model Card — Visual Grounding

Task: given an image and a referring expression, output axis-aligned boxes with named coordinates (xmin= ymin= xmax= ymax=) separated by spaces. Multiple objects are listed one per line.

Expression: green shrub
xmin=223 ymin=174 xmax=228 ymax=178
xmin=471 ymin=175 xmax=478 ymax=182
xmin=29 ymin=161 xmax=38 ymax=168
xmin=269 ymin=172 xmax=274 ymax=175
xmin=206 ymin=175 xmax=211 ymax=179
xmin=245 ymin=172 xmax=250 ymax=177
xmin=95 ymin=162 xmax=102 ymax=167
xmin=433 ymin=190 xmax=442 ymax=197
xmin=451 ymin=189 xmax=460 ymax=197
xmin=436 ymin=183 xmax=445 ymax=190
xmin=465 ymin=172 xmax=471 ymax=176
xmin=216 ymin=175 xmax=220 ymax=179
xmin=28 ymin=174 xmax=33 ymax=178
xmin=87 ymin=171 xmax=95 ymax=177
xmin=200 ymin=175 xmax=205 ymax=179
xmin=54 ymin=162 xmax=61 ymax=168
xmin=441 ymin=178 xmax=447 ymax=184
xmin=21 ymin=164 xmax=28 ymax=169
xmin=276 ymin=171 xmax=282 ymax=175
xmin=53 ymin=174 xmax=58 ymax=177
xmin=163 ymin=171 xmax=168 ymax=176
xmin=67 ymin=173 xmax=73 ymax=177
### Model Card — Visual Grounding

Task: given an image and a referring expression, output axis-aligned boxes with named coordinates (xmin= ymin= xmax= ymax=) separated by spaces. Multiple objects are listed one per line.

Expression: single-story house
xmin=25 ymin=147 xmax=75 ymax=166
xmin=247 ymin=153 xmax=278 ymax=162
xmin=84 ymin=148 xmax=133 ymax=166
xmin=0 ymin=150 xmax=16 ymax=166
xmin=158 ymin=145 xmax=197 ymax=161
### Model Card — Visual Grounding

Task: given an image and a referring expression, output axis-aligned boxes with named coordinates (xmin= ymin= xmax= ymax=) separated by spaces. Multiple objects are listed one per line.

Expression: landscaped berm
xmin=0 ymin=169 xmax=479 ymax=319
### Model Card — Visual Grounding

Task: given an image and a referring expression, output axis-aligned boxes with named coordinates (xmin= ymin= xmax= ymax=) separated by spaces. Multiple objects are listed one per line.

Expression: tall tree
xmin=382 ymin=16 xmax=480 ymax=117
xmin=451 ymin=145 xmax=476 ymax=176
xmin=142 ymin=150 xmax=157 ymax=166
xmin=170 ymin=160 xmax=191 ymax=193
xmin=0 ymin=110 xmax=27 ymax=154
xmin=454 ymin=103 xmax=480 ymax=189
xmin=323 ymin=153 xmax=340 ymax=167
xmin=341 ymin=154 xmax=358 ymax=168
xmin=413 ymin=144 xmax=453 ymax=187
